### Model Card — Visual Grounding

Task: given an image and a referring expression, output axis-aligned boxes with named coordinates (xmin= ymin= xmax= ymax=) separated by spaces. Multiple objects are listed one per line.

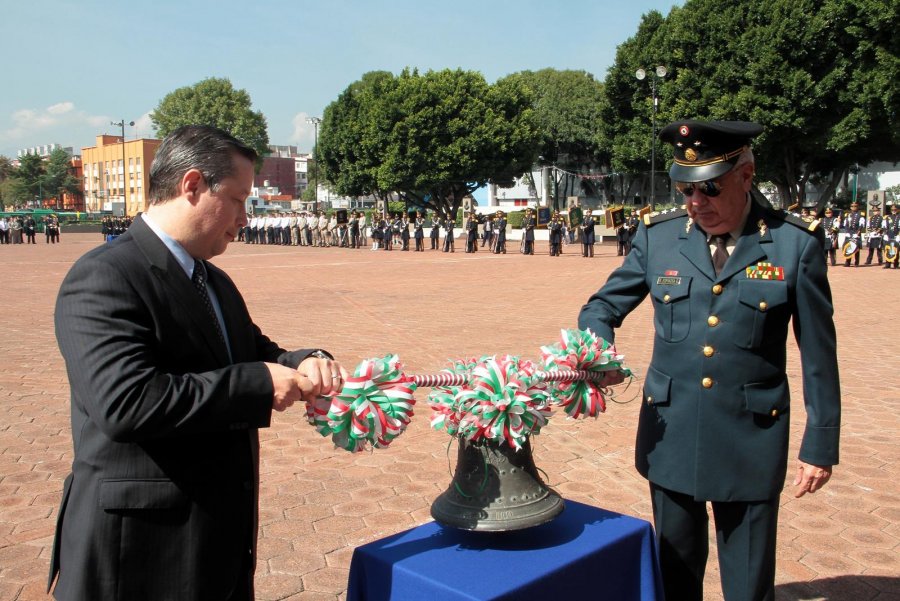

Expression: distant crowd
xmin=237 ymin=208 xmax=642 ymax=258
xmin=0 ymin=214 xmax=61 ymax=244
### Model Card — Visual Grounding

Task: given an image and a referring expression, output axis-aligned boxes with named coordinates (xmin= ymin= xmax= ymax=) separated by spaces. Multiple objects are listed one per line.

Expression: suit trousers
xmin=650 ymin=483 xmax=779 ymax=601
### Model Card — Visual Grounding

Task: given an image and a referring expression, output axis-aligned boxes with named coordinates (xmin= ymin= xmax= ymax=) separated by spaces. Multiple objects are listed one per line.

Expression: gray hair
xmin=148 ymin=125 xmax=257 ymax=205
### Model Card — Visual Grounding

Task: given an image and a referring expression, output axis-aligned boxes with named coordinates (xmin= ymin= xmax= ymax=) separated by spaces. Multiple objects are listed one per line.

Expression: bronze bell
xmin=430 ymin=437 xmax=564 ymax=531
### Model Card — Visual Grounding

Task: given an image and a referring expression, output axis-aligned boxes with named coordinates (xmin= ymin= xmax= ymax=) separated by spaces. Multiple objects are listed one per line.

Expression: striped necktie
xmin=192 ymin=260 xmax=226 ymax=345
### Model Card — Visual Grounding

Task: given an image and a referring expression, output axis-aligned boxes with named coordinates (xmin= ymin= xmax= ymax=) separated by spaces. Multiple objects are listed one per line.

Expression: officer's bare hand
xmin=599 ymin=370 xmax=627 ymax=387
xmin=265 ymin=362 xmax=312 ymax=412
xmin=793 ymin=461 xmax=832 ymax=498
xmin=298 ymin=355 xmax=349 ymax=400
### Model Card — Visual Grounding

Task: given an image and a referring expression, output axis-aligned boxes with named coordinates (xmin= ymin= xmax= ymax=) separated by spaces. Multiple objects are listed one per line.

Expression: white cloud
xmin=290 ymin=112 xmax=318 ymax=152
xmin=133 ymin=112 xmax=155 ymax=139
xmin=46 ymin=102 xmax=75 ymax=116
xmin=0 ymin=102 xmax=111 ymax=148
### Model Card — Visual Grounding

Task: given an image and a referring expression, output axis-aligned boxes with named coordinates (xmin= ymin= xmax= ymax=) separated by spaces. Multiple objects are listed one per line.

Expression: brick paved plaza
xmin=1 ymin=233 xmax=898 ymax=600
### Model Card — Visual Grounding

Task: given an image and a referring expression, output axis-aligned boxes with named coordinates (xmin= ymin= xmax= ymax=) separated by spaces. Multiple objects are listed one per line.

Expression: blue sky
xmin=0 ymin=0 xmax=681 ymax=159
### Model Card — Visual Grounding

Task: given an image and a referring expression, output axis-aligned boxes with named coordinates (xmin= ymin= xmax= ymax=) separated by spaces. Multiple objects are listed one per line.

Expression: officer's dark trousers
xmin=650 ymin=483 xmax=779 ymax=601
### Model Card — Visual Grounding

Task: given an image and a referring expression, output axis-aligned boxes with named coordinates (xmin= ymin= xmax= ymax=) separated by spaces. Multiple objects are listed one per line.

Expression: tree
xmin=12 ymin=152 xmax=45 ymax=206
xmin=0 ymin=155 xmax=14 ymax=209
xmin=318 ymin=71 xmax=397 ymax=203
xmin=44 ymin=148 xmax=80 ymax=205
xmin=150 ymin=77 xmax=270 ymax=160
xmin=499 ymin=69 xmax=607 ymax=208
xmin=605 ymin=0 xmax=900 ymax=209
xmin=319 ymin=69 xmax=540 ymax=218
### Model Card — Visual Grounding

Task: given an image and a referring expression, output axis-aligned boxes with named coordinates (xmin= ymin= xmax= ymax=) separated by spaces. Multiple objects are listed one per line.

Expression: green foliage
xmin=150 ymin=77 xmax=270 ymax=160
xmin=319 ymin=68 xmax=540 ymax=218
xmin=12 ymin=153 xmax=45 ymax=203
xmin=44 ymin=148 xmax=80 ymax=202
xmin=604 ymin=0 xmax=900 ymax=208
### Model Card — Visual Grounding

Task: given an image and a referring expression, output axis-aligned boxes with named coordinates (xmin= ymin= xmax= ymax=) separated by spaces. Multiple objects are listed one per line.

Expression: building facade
xmin=81 ymin=134 xmax=160 ymax=216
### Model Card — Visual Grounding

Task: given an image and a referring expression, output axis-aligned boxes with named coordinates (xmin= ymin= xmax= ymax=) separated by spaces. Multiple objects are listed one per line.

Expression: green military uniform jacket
xmin=578 ymin=199 xmax=841 ymax=502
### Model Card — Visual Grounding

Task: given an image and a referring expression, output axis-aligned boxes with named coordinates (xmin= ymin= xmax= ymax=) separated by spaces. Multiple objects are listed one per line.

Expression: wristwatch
xmin=309 ymin=350 xmax=331 ymax=360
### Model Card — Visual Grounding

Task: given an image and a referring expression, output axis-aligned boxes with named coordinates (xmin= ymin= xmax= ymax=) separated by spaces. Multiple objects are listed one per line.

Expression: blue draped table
xmin=347 ymin=500 xmax=663 ymax=601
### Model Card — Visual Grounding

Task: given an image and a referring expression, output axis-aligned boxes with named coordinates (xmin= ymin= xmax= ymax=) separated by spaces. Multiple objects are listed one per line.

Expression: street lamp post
xmin=306 ymin=116 xmax=322 ymax=214
xmin=111 ymin=119 xmax=134 ymax=215
xmin=635 ymin=66 xmax=667 ymax=211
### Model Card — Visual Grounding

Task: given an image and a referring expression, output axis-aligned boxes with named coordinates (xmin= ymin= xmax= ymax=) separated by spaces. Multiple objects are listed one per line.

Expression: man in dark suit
xmin=578 ymin=120 xmax=840 ymax=601
xmin=48 ymin=125 xmax=347 ymax=601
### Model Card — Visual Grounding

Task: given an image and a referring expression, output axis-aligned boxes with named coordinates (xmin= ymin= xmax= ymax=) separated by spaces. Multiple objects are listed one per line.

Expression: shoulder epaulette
xmin=644 ymin=207 xmax=688 ymax=227
xmin=780 ymin=211 xmax=821 ymax=233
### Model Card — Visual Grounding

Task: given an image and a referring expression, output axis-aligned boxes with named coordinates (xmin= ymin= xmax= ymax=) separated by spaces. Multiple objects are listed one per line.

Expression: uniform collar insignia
xmin=685 ymin=217 xmax=693 ymax=234
xmin=758 ymin=219 xmax=767 ymax=237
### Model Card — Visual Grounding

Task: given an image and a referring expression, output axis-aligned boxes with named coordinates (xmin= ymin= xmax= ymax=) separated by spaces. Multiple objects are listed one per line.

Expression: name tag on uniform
xmin=656 ymin=276 xmax=682 ymax=286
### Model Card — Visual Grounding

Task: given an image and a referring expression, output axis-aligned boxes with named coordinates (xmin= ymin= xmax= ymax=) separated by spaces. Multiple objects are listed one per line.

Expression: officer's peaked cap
xmin=659 ymin=120 xmax=763 ymax=182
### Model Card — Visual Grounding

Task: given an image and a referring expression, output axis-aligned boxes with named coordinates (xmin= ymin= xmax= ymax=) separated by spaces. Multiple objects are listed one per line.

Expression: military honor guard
xmin=580 ymin=208 xmax=596 ymax=257
xmin=522 ymin=208 xmax=536 ymax=255
xmin=821 ymin=207 xmax=840 ymax=266
xmin=885 ymin=202 xmax=900 ymax=269
xmin=430 ymin=213 xmax=441 ymax=250
xmin=413 ymin=211 xmax=425 ymax=251
xmin=493 ymin=211 xmax=507 ymax=254
xmin=579 ymin=120 xmax=840 ymax=601
xmin=842 ymin=201 xmax=865 ymax=266
xmin=442 ymin=214 xmax=455 ymax=252
xmin=864 ymin=204 xmax=884 ymax=265
xmin=465 ymin=212 xmax=479 ymax=253
xmin=548 ymin=211 xmax=564 ymax=256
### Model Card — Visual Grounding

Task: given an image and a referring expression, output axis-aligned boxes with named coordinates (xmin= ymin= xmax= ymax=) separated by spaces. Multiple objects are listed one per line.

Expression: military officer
xmin=864 ymin=205 xmax=884 ymax=265
xmin=430 ymin=213 xmax=441 ymax=250
xmin=413 ymin=211 xmax=425 ymax=252
xmin=465 ymin=211 xmax=479 ymax=253
xmin=442 ymin=214 xmax=455 ymax=252
xmin=821 ymin=207 xmax=840 ymax=266
xmin=842 ymin=201 xmax=865 ymax=266
xmin=522 ymin=208 xmax=536 ymax=255
xmin=548 ymin=211 xmax=564 ymax=256
xmin=493 ymin=211 xmax=507 ymax=254
xmin=578 ymin=120 xmax=840 ymax=601
xmin=885 ymin=203 xmax=900 ymax=269
xmin=581 ymin=208 xmax=596 ymax=257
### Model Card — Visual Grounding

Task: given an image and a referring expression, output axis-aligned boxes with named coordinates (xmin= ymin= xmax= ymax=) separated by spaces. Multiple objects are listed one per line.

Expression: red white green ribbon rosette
xmin=309 ymin=354 xmax=417 ymax=452
xmin=540 ymin=328 xmax=632 ymax=418
xmin=434 ymin=355 xmax=552 ymax=450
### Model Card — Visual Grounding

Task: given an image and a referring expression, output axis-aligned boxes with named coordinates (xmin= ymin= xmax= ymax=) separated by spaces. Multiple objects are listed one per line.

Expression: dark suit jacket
xmin=579 ymin=201 xmax=841 ymax=502
xmin=49 ymin=215 xmax=316 ymax=600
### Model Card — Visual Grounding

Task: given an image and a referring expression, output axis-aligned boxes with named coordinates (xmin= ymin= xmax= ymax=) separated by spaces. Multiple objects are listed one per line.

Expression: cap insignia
xmin=684 ymin=148 xmax=698 ymax=162
xmin=679 ymin=125 xmax=690 ymax=136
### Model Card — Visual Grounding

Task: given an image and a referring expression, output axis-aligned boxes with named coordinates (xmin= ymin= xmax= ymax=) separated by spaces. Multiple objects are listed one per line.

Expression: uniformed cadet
xmin=578 ymin=120 xmax=840 ymax=601
xmin=548 ymin=211 xmax=563 ymax=256
xmin=493 ymin=211 xmax=507 ymax=254
xmin=864 ymin=205 xmax=884 ymax=265
xmin=442 ymin=214 xmax=455 ymax=252
xmin=581 ymin=208 xmax=596 ymax=257
xmin=414 ymin=211 xmax=425 ymax=252
xmin=884 ymin=203 xmax=900 ymax=269
xmin=821 ymin=207 xmax=840 ymax=266
xmin=465 ymin=212 xmax=479 ymax=253
xmin=522 ymin=208 xmax=536 ymax=255
xmin=430 ymin=213 xmax=441 ymax=250
xmin=842 ymin=201 xmax=865 ymax=266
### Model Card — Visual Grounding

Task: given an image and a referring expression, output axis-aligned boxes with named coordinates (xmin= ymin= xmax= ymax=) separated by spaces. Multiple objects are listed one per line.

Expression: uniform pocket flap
xmin=98 ymin=479 xmax=188 ymax=510
xmin=743 ymin=379 xmax=789 ymax=416
xmin=737 ymin=279 xmax=788 ymax=310
xmin=643 ymin=365 xmax=672 ymax=406
xmin=650 ymin=276 xmax=692 ymax=303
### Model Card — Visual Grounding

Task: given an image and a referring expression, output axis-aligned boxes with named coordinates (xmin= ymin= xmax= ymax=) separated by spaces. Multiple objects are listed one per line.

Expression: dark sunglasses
xmin=675 ymin=178 xmax=725 ymax=198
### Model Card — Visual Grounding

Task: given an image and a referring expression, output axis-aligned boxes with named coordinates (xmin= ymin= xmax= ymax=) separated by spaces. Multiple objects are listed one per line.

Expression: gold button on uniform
xmin=759 ymin=301 xmax=768 ymax=311
xmin=707 ymin=315 xmax=720 ymax=327
xmin=702 ymin=377 xmax=713 ymax=388
xmin=770 ymin=409 xmax=778 ymax=417
xmin=663 ymin=294 xmax=671 ymax=303
xmin=646 ymin=396 xmax=653 ymax=405
xmin=703 ymin=346 xmax=715 ymax=357
xmin=712 ymin=284 xmax=723 ymax=295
